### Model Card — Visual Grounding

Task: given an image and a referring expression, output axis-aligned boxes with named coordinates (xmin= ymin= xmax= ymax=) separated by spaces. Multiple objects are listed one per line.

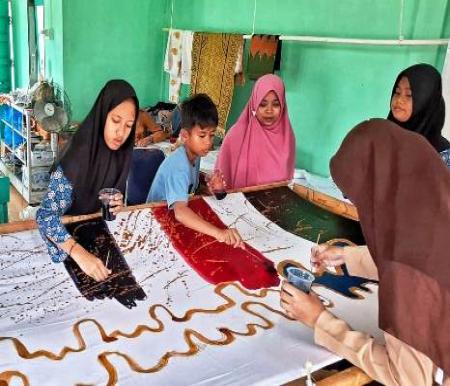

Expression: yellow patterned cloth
xmin=190 ymin=33 xmax=243 ymax=136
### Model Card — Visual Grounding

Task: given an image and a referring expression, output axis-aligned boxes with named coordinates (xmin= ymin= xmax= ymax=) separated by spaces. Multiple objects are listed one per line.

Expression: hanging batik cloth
xmin=247 ymin=35 xmax=282 ymax=80
xmin=190 ymin=33 xmax=243 ymax=135
xmin=164 ymin=29 xmax=194 ymax=103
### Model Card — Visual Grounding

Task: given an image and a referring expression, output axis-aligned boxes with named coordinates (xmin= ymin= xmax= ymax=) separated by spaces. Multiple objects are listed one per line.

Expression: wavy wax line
xmin=97 ymin=300 xmax=288 ymax=386
xmin=0 ymin=283 xmax=277 ymax=361
xmin=0 ymin=371 xmax=30 ymax=386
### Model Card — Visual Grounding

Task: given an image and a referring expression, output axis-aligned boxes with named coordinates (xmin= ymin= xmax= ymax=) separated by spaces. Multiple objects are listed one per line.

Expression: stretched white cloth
xmin=0 ymin=193 xmax=380 ymax=385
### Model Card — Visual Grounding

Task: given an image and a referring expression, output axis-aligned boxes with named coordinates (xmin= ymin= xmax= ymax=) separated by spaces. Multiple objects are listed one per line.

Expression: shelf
xmin=0 ymin=160 xmax=28 ymax=200
xmin=0 ymin=159 xmax=46 ymax=205
xmin=13 ymin=126 xmax=26 ymax=139
xmin=1 ymin=118 xmax=13 ymax=129
xmin=0 ymin=140 xmax=25 ymax=164
xmin=1 ymin=140 xmax=14 ymax=154
xmin=2 ymin=103 xmax=31 ymax=115
xmin=14 ymin=150 xmax=25 ymax=164
xmin=1 ymin=101 xmax=52 ymax=205
xmin=1 ymin=118 xmax=27 ymax=139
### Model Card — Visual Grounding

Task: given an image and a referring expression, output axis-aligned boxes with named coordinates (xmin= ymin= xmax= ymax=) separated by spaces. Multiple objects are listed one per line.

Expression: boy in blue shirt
xmin=147 ymin=94 xmax=244 ymax=248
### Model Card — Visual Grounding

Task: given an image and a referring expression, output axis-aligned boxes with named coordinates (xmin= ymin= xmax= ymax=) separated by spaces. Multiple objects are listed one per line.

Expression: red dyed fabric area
xmin=152 ymin=198 xmax=280 ymax=289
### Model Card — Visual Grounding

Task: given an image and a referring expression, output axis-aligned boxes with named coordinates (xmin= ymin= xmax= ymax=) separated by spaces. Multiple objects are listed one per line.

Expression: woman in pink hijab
xmin=215 ymin=74 xmax=296 ymax=189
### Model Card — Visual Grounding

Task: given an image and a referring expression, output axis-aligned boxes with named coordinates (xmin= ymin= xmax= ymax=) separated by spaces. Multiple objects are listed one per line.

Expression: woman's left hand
xmin=280 ymin=280 xmax=325 ymax=328
xmin=109 ymin=192 xmax=124 ymax=214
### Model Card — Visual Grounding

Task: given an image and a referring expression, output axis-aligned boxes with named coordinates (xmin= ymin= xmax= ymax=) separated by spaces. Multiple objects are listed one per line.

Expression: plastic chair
xmin=126 ymin=148 xmax=165 ymax=206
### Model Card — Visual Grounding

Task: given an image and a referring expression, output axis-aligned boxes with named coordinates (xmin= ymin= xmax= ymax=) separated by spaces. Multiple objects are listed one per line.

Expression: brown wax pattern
xmin=0 ymin=204 xmax=371 ymax=385
xmin=98 ymin=301 xmax=287 ymax=386
xmin=65 ymin=219 xmax=147 ymax=308
xmin=0 ymin=371 xmax=30 ymax=386
xmin=0 ymin=234 xmax=79 ymax=325
xmin=0 ymin=282 xmax=287 ymax=385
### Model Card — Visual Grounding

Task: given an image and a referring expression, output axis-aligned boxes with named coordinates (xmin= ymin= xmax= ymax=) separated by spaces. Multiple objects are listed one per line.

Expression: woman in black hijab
xmin=36 ymin=80 xmax=139 ymax=281
xmin=388 ymin=63 xmax=450 ymax=167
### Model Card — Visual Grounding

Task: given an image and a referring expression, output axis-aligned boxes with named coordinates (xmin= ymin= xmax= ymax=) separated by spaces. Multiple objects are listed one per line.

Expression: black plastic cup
xmin=101 ymin=201 xmax=115 ymax=221
xmin=99 ymin=188 xmax=121 ymax=221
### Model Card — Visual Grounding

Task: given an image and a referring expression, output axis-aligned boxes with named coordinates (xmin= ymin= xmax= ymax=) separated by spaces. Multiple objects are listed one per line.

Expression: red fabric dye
xmin=152 ymin=198 xmax=280 ymax=289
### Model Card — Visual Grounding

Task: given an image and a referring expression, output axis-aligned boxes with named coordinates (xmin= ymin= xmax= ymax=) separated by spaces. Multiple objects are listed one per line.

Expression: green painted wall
xmin=0 ymin=0 xmax=11 ymax=92
xmin=443 ymin=1 xmax=450 ymax=38
xmin=9 ymin=0 xmax=450 ymax=174
xmin=44 ymin=0 xmax=64 ymax=87
xmin=61 ymin=0 xmax=170 ymax=121
xmin=11 ymin=0 xmax=29 ymax=88
xmin=169 ymin=0 xmax=450 ymax=175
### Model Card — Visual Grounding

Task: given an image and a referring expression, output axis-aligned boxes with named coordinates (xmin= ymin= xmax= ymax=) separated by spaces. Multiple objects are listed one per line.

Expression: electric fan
xmin=31 ymin=81 xmax=72 ymax=133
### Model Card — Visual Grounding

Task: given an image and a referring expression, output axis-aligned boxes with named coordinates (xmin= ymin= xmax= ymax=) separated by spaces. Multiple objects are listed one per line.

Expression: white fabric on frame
xmin=0 ymin=193 xmax=380 ymax=385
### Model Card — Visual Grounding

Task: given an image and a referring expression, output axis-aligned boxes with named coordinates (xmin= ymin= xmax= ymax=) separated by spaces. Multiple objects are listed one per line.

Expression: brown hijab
xmin=330 ymin=118 xmax=450 ymax=374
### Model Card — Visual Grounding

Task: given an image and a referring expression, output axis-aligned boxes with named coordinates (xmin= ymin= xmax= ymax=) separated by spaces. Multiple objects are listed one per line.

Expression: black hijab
xmin=58 ymin=80 xmax=139 ymax=215
xmin=387 ymin=63 xmax=450 ymax=153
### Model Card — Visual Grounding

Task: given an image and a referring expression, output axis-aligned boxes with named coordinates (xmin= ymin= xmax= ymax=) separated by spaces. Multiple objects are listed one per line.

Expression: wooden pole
xmin=0 ymin=180 xmax=355 ymax=235
xmin=291 ymin=183 xmax=359 ymax=221
xmin=316 ymin=366 xmax=372 ymax=386
xmin=0 ymin=202 xmax=167 ymax=235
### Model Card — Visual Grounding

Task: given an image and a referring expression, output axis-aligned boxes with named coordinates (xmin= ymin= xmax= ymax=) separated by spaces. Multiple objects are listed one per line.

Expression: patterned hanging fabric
xmin=190 ymin=33 xmax=243 ymax=135
xmin=247 ymin=35 xmax=282 ymax=80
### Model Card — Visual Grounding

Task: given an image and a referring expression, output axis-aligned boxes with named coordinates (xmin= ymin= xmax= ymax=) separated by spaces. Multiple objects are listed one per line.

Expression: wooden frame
xmin=0 ymin=180 xmax=359 ymax=235
xmin=291 ymin=183 xmax=359 ymax=221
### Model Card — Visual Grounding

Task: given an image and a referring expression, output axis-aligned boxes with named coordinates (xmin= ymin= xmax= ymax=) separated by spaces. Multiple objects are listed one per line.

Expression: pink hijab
xmin=215 ymin=74 xmax=296 ymax=189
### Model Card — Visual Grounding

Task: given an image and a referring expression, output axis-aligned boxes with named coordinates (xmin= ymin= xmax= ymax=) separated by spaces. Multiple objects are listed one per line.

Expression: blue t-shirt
xmin=146 ymin=146 xmax=200 ymax=207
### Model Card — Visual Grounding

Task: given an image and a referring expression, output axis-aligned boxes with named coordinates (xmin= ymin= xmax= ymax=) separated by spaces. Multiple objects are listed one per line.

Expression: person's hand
xmin=280 ymin=281 xmax=325 ymax=328
xmin=206 ymin=169 xmax=227 ymax=195
xmin=72 ymin=249 xmax=111 ymax=282
xmin=215 ymin=228 xmax=245 ymax=249
xmin=310 ymin=244 xmax=347 ymax=270
xmin=108 ymin=192 xmax=124 ymax=214
xmin=136 ymin=135 xmax=154 ymax=147
xmin=150 ymin=130 xmax=168 ymax=143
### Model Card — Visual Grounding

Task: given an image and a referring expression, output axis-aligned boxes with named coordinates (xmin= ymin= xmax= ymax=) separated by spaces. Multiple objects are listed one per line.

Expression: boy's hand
xmin=215 ymin=228 xmax=245 ymax=249
xmin=206 ymin=169 xmax=227 ymax=195
xmin=172 ymin=202 xmax=244 ymax=249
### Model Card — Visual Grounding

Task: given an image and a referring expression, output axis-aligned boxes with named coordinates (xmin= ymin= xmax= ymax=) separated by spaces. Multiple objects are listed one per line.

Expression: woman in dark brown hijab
xmin=280 ymin=119 xmax=450 ymax=385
